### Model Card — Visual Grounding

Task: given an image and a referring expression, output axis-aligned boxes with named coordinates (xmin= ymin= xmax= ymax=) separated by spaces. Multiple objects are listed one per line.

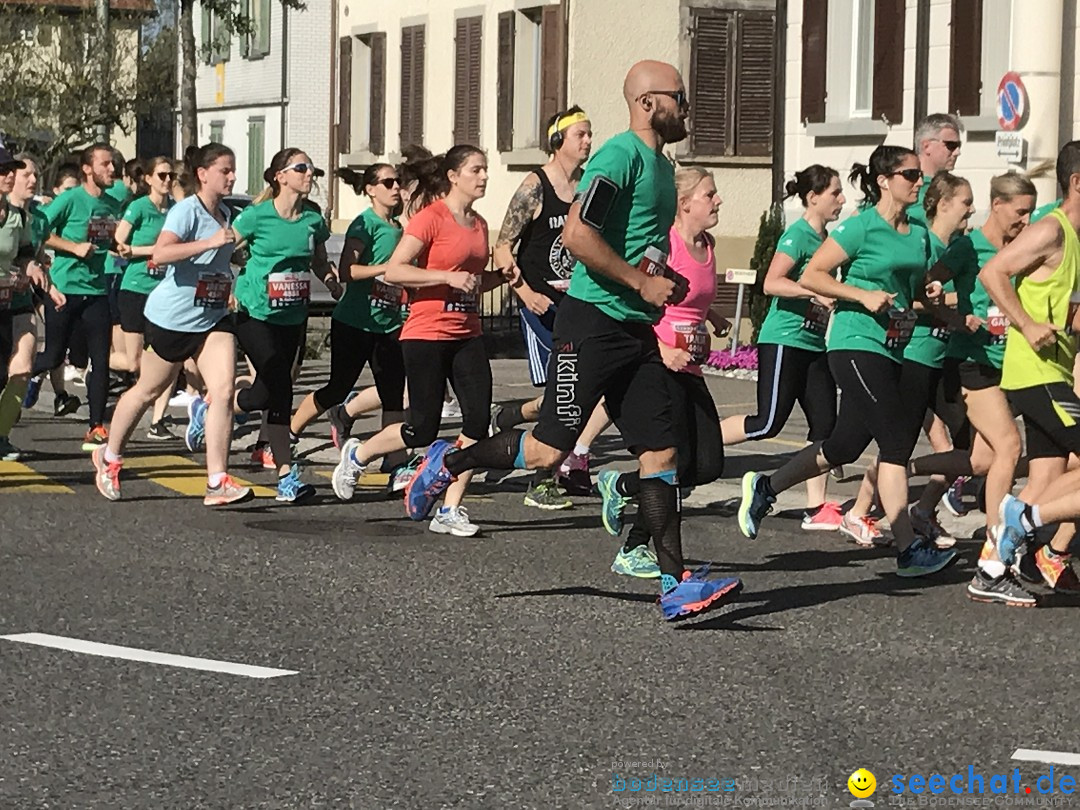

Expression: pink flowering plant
xmin=705 ymin=345 xmax=758 ymax=371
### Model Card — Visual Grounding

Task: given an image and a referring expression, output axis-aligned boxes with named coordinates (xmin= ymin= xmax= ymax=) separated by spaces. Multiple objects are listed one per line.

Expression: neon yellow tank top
xmin=1000 ymin=208 xmax=1080 ymax=389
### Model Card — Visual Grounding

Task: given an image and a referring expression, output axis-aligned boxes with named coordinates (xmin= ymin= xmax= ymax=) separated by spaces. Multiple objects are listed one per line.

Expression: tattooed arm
xmin=496 ymin=173 xmax=553 ymax=315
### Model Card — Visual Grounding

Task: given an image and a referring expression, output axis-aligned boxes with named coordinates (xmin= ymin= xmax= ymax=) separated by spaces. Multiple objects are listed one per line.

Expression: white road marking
xmin=1012 ymin=749 xmax=1080 ymax=766
xmin=2 ymin=633 xmax=297 ymax=679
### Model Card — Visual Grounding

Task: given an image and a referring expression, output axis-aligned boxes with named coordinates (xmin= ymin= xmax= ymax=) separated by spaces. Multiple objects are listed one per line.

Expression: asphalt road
xmin=2 ymin=359 xmax=1079 ymax=809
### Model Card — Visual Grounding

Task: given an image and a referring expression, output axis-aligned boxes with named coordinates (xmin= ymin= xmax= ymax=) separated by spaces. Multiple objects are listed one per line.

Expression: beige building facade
xmin=784 ymin=0 xmax=1080 ymax=224
xmin=333 ymin=0 xmax=779 ymax=292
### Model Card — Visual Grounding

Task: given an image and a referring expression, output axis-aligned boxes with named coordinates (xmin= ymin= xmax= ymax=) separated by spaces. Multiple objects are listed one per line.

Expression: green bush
xmin=748 ymin=204 xmax=785 ymax=345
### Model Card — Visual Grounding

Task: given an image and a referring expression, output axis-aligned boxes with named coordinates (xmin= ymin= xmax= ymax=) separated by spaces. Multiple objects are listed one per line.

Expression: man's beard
xmin=653 ymin=111 xmax=688 ymax=144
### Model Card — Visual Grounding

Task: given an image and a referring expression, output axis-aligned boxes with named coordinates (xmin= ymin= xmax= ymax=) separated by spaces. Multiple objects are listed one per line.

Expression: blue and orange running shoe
xmin=996 ymin=494 xmax=1030 ymax=567
xmin=404 ymin=439 xmax=455 ymax=521
xmin=659 ymin=565 xmax=742 ymax=621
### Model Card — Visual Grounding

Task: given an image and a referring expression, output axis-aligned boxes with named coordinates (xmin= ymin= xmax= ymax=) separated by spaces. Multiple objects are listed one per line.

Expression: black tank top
xmin=517 ymin=168 xmax=573 ymax=306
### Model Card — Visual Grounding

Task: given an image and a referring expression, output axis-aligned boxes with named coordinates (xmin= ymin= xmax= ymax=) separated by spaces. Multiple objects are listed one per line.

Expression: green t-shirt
xmin=233 ymin=199 xmax=331 ymax=326
xmin=333 ymin=208 xmax=405 ymax=333
xmin=903 ymin=231 xmax=953 ymax=369
xmin=118 ymin=195 xmax=172 ymax=295
xmin=105 ymin=183 xmax=134 ymax=275
xmin=6 ymin=203 xmax=46 ymax=312
xmin=826 ymin=208 xmax=930 ymax=362
xmin=566 ymin=131 xmax=677 ymax=323
xmin=1030 ymin=199 xmax=1063 ymax=224
xmin=756 ymin=218 xmax=828 ymax=352
xmin=0 ymin=198 xmax=32 ymax=313
xmin=904 ymin=177 xmax=933 ymax=227
xmin=942 ymin=229 xmax=1006 ymax=368
xmin=43 ymin=186 xmax=121 ymax=296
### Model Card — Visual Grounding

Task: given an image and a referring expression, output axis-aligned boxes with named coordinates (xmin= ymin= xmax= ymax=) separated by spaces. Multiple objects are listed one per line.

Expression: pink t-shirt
xmin=653 ymin=225 xmax=717 ymax=376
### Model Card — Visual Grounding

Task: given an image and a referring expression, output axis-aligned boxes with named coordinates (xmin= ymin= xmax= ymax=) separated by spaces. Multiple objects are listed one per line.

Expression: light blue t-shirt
xmin=143 ymin=195 xmax=235 ymax=333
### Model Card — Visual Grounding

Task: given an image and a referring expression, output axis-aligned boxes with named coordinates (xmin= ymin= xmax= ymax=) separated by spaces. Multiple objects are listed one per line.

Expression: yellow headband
xmin=548 ymin=111 xmax=590 ymax=140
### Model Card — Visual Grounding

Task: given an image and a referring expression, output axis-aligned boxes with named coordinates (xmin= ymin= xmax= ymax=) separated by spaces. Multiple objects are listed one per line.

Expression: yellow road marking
xmin=123 ymin=455 xmax=277 ymax=498
xmin=0 ymin=461 xmax=74 ymax=494
xmin=314 ymin=469 xmax=389 ymax=488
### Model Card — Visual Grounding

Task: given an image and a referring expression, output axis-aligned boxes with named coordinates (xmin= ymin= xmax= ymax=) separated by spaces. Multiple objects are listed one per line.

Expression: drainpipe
xmin=771 ymin=0 xmax=787 ymax=205
xmin=1012 ymin=0 xmax=1061 ymax=197
xmin=281 ymin=2 xmax=289 ymax=152
xmin=328 ymin=0 xmax=338 ymax=219
xmin=913 ymin=0 xmax=930 ymax=125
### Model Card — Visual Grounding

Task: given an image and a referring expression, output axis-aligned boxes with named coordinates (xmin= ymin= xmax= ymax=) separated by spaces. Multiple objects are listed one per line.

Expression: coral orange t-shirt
xmin=400 ymin=199 xmax=490 ymax=341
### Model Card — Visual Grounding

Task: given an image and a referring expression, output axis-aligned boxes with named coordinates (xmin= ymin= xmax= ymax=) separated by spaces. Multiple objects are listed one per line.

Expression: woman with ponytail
xmin=719 ymin=164 xmax=845 ymax=531
xmin=331 ymin=145 xmax=504 ymax=537
xmin=737 ymin=144 xmax=958 ymax=579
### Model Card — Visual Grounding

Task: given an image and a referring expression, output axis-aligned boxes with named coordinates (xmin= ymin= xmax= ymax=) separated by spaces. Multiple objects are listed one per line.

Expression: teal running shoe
xmin=598 ymin=469 xmax=632 ymax=536
xmin=610 ymin=545 xmax=660 ymax=579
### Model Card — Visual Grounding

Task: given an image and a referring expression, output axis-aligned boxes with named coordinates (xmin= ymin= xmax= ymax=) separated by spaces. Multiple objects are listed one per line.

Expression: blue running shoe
xmin=598 ymin=469 xmax=631 ymax=536
xmin=660 ymin=565 xmax=742 ymax=621
xmin=185 ymin=395 xmax=208 ymax=453
xmin=896 ymin=537 xmax=957 ymax=577
xmin=22 ymin=377 xmax=41 ymax=409
xmin=404 ymin=439 xmax=455 ymax=521
xmin=610 ymin=545 xmax=660 ymax=578
xmin=996 ymin=494 xmax=1030 ymax=566
xmin=737 ymin=471 xmax=774 ymax=539
xmin=277 ymin=463 xmax=316 ymax=503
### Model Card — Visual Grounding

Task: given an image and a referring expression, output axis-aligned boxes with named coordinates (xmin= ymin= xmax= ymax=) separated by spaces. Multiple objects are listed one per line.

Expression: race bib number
xmin=146 ymin=261 xmax=167 ymax=279
xmin=194 ymin=271 xmax=231 ymax=309
xmin=636 ymin=246 xmax=668 ymax=278
xmin=929 ymin=316 xmax=951 ymax=341
xmin=267 ymin=272 xmax=310 ymax=309
xmin=802 ymin=300 xmax=831 ymax=335
xmin=87 ymin=216 xmax=117 ymax=248
xmin=672 ymin=321 xmax=710 ymax=365
xmin=445 ymin=288 xmax=478 ymax=313
xmin=986 ymin=306 xmax=1009 ymax=345
xmin=0 ymin=280 xmax=12 ymax=311
xmin=371 ymin=277 xmax=405 ymax=311
xmin=884 ymin=308 xmax=917 ymax=349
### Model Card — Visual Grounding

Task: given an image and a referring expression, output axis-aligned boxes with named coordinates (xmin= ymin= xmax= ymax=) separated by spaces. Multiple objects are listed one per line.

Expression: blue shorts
xmin=519 ymin=305 xmax=555 ymax=386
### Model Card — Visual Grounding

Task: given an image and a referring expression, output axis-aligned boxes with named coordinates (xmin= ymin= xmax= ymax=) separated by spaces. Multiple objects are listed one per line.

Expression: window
xmin=339 ymin=32 xmax=386 ymax=155
xmin=210 ymin=120 xmax=224 ymax=143
xmin=454 ymin=16 xmax=482 ymax=145
xmin=242 ymin=0 xmax=271 ymax=60
xmin=202 ymin=6 xmax=230 ymax=64
xmin=851 ymin=0 xmax=874 ymax=116
xmin=495 ymin=3 xmax=567 ymax=152
xmin=399 ymin=24 xmax=425 ymax=150
xmin=688 ymin=7 xmax=776 ymax=157
xmin=949 ymin=0 xmax=1011 ymax=117
xmin=247 ymin=118 xmax=265 ymax=196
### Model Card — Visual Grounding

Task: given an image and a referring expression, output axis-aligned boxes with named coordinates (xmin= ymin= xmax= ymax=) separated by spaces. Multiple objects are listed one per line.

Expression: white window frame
xmin=850 ymin=0 xmax=875 ymax=118
xmin=979 ymin=0 xmax=1011 ymax=117
xmin=512 ymin=8 xmax=543 ymax=150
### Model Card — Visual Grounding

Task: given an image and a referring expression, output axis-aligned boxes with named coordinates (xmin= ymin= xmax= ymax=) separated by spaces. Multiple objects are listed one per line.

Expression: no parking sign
xmin=996 ymin=72 xmax=1027 ymax=131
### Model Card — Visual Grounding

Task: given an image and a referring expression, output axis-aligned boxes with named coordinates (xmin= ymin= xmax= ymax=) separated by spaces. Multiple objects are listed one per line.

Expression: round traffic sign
xmin=997 ymin=71 xmax=1026 ymax=132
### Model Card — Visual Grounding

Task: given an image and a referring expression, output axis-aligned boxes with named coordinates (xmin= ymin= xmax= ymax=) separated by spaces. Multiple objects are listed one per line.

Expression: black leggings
xmin=822 ymin=350 xmax=920 ymax=467
xmin=900 ymin=360 xmax=973 ymax=453
xmin=744 ymin=343 xmax=836 ymax=441
xmin=235 ymin=313 xmax=305 ymax=425
xmin=31 ymin=294 xmax=111 ymax=426
xmin=313 ymin=320 xmax=406 ymax=413
xmin=399 ymin=337 xmax=491 ymax=447
xmin=0 ymin=309 xmax=12 ymax=392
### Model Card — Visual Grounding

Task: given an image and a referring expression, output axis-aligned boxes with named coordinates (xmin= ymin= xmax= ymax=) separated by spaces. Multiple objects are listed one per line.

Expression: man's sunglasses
xmin=374 ymin=177 xmax=401 ymax=189
xmin=891 ymin=168 xmax=923 ymax=183
xmin=935 ymin=139 xmax=962 ymax=152
xmin=155 ymin=171 xmax=177 ymax=181
xmin=642 ymin=90 xmax=689 ymax=109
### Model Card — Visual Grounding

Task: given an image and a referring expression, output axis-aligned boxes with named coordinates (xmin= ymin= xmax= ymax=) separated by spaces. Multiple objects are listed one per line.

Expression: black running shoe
xmin=146 ymin=420 xmax=177 ymax=441
xmin=966 ymin=568 xmax=1038 ymax=607
xmin=54 ymin=393 xmax=81 ymax=417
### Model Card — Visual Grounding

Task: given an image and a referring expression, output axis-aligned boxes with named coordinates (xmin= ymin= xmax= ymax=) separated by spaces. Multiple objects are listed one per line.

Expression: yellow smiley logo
xmin=848 ymin=768 xmax=876 ymax=798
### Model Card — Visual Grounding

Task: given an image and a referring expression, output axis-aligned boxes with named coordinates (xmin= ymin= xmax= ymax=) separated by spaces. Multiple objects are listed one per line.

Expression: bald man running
xmin=404 ymin=61 xmax=741 ymax=622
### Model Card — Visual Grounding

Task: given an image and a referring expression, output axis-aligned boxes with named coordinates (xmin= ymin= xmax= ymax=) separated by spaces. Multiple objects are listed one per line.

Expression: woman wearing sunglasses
xmin=231 ymin=148 xmax=337 ymax=503
xmin=113 ymin=156 xmax=176 ymax=439
xmin=737 ymin=144 xmax=958 ymax=578
xmin=290 ymin=164 xmax=406 ymax=454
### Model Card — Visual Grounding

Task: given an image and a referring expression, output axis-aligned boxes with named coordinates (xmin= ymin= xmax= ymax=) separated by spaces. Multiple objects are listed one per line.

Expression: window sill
xmin=676 ymin=154 xmax=772 ymax=167
xmin=340 ymin=150 xmax=384 ymax=166
xmin=959 ymin=114 xmax=1000 ymax=133
xmin=805 ymin=120 xmax=889 ymax=138
xmin=500 ymin=148 xmax=548 ymax=167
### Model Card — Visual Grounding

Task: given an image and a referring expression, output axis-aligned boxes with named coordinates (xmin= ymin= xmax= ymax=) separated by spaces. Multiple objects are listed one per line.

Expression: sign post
xmin=724 ymin=268 xmax=757 ymax=351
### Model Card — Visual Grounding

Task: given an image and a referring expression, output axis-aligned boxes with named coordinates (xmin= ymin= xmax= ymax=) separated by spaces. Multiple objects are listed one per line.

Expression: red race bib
xmin=885 ymin=308 xmax=917 ymax=349
xmin=194 ymin=271 xmax=231 ymax=309
xmin=802 ymin=300 xmax=831 ymax=335
xmin=671 ymin=320 xmax=710 ymax=364
xmin=986 ymin=306 xmax=1009 ymax=345
xmin=267 ymin=272 xmax=310 ymax=309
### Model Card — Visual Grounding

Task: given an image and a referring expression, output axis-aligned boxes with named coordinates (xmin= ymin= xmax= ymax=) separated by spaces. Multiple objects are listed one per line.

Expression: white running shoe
xmin=169 ymin=389 xmax=197 ymax=409
xmin=331 ymin=438 xmax=366 ymax=501
xmin=428 ymin=505 xmax=479 ymax=537
xmin=839 ymin=511 xmax=886 ymax=547
xmin=441 ymin=397 xmax=463 ymax=420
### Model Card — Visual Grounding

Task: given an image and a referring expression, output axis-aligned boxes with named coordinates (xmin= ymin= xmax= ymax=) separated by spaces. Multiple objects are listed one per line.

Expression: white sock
xmin=208 ymin=471 xmax=226 ymax=488
xmin=573 ymin=444 xmax=590 ymax=456
xmin=104 ymin=448 xmax=122 ymax=464
xmin=979 ymin=559 xmax=1006 ymax=578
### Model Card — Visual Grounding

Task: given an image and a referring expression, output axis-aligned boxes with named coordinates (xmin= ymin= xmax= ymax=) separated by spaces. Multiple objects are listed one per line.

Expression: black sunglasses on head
xmin=375 ymin=177 xmax=401 ymax=189
xmin=891 ymin=168 xmax=923 ymax=183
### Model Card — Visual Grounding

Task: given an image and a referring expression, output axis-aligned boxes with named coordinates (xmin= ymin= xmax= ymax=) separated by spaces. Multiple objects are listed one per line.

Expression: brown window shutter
xmin=801 ymin=0 xmax=828 ymax=123
xmin=454 ymin=17 xmax=482 ymax=145
xmin=539 ymin=1 xmax=567 ymax=141
xmin=690 ymin=9 xmax=733 ymax=156
xmin=872 ymin=0 xmax=905 ymax=124
xmin=948 ymin=0 xmax=983 ymax=116
xmin=735 ymin=10 xmax=776 ymax=156
xmin=400 ymin=25 xmax=425 ymax=149
xmin=497 ymin=11 xmax=515 ymax=152
xmin=369 ymin=32 xmax=386 ymax=155
xmin=338 ymin=36 xmax=352 ymax=154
